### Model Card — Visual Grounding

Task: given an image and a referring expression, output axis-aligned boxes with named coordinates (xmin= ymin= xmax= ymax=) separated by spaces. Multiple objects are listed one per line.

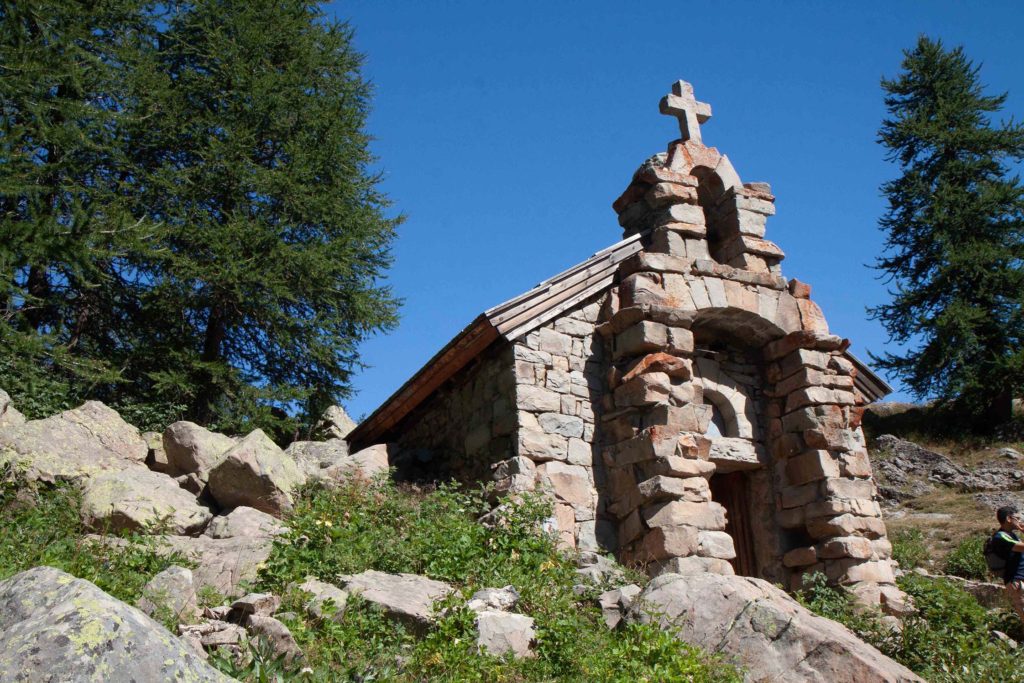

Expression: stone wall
xmin=495 ymin=294 xmax=613 ymax=553
xmin=392 ymin=343 xmax=516 ymax=483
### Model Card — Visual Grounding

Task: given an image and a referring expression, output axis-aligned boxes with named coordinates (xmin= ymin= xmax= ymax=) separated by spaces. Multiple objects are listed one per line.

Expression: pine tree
xmin=870 ymin=36 xmax=1024 ymax=428
xmin=125 ymin=0 xmax=399 ymax=432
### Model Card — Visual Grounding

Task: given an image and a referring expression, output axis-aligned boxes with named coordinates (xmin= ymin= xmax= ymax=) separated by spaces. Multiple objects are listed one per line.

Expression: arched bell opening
xmin=691 ymin=165 xmax=728 ymax=264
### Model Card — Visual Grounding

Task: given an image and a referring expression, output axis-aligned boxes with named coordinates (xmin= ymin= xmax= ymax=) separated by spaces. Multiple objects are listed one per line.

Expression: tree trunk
xmin=192 ymin=306 xmax=227 ymax=424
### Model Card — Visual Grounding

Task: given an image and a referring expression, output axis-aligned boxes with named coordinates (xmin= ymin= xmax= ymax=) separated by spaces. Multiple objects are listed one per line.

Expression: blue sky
xmin=325 ymin=1 xmax=1024 ymax=421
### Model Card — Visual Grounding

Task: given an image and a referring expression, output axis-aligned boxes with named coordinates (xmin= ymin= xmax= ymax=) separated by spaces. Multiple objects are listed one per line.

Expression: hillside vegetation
xmin=0 ymin=471 xmax=741 ymax=682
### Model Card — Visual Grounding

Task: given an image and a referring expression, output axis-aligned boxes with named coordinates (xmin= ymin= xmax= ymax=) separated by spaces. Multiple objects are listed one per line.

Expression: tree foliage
xmin=870 ymin=36 xmax=1024 ymax=428
xmin=0 ymin=1 xmax=399 ymax=434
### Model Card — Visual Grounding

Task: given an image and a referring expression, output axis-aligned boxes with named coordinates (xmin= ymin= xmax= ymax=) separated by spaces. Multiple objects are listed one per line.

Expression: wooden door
xmin=709 ymin=471 xmax=757 ymax=577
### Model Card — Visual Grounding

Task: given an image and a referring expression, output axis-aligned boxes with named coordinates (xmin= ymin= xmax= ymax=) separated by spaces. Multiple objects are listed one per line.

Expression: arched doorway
xmin=693 ymin=332 xmax=778 ymax=581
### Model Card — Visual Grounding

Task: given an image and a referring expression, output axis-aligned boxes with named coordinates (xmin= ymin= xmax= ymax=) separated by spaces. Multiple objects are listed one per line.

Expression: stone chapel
xmin=347 ymin=80 xmax=904 ymax=612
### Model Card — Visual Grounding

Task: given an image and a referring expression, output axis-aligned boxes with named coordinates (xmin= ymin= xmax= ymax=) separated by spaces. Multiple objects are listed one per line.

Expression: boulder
xmin=338 ymin=570 xmax=453 ymax=632
xmin=475 ymin=610 xmax=536 ymax=658
xmin=598 ymin=584 xmax=642 ymax=629
xmin=138 ymin=565 xmax=199 ymax=623
xmin=247 ymin=615 xmax=303 ymax=663
xmin=314 ymin=405 xmax=357 ymax=440
xmin=0 ymin=389 xmax=25 ymax=429
xmin=628 ymin=572 xmax=922 ymax=683
xmin=322 ymin=443 xmax=391 ymax=482
xmin=162 ymin=421 xmax=236 ymax=483
xmin=467 ymin=586 xmax=520 ymax=612
xmin=89 ymin=533 xmax=273 ymax=598
xmin=80 ymin=468 xmax=213 ymax=535
xmin=0 ymin=401 xmax=146 ymax=482
xmin=285 ymin=438 xmax=349 ymax=478
xmin=207 ymin=429 xmax=306 ymax=517
xmin=230 ymin=592 xmax=281 ymax=619
xmin=142 ymin=430 xmax=175 ymax=475
xmin=204 ymin=505 xmax=286 ymax=539
xmin=0 ymin=566 xmax=230 ymax=682
xmin=297 ymin=577 xmax=349 ymax=622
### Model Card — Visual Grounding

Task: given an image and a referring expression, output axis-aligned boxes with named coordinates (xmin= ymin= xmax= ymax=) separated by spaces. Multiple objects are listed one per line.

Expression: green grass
xmin=243 ymin=478 xmax=741 ymax=682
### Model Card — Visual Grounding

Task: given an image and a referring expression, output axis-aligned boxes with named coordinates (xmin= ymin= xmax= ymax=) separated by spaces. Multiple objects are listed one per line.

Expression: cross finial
xmin=660 ymin=80 xmax=712 ymax=144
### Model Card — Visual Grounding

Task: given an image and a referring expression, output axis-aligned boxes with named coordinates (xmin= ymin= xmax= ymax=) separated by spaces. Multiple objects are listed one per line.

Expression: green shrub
xmin=943 ymin=536 xmax=989 ymax=581
xmin=0 ymin=472 xmax=188 ymax=603
xmin=891 ymin=528 xmax=928 ymax=570
xmin=799 ymin=569 xmax=1024 ymax=683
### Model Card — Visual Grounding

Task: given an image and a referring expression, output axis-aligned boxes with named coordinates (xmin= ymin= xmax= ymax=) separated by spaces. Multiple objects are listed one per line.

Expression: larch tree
xmin=125 ymin=0 xmax=400 ymax=433
xmin=870 ymin=36 xmax=1024 ymax=428
xmin=0 ymin=0 xmax=152 ymax=418
xmin=0 ymin=1 xmax=400 ymax=434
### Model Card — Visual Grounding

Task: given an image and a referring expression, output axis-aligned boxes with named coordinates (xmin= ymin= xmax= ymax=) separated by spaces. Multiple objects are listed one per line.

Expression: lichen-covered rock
xmin=138 ymin=565 xmax=199 ymax=623
xmin=314 ymin=405 xmax=357 ymax=440
xmin=628 ymin=572 xmax=922 ymax=683
xmin=207 ymin=429 xmax=306 ymax=517
xmin=285 ymin=438 xmax=349 ymax=478
xmin=80 ymin=468 xmax=213 ymax=535
xmin=0 ymin=566 xmax=230 ymax=682
xmin=0 ymin=401 xmax=147 ymax=482
xmin=204 ymin=505 xmax=285 ymax=539
xmin=163 ymin=421 xmax=236 ymax=483
xmin=338 ymin=570 xmax=452 ymax=632
xmin=0 ymin=389 xmax=25 ymax=429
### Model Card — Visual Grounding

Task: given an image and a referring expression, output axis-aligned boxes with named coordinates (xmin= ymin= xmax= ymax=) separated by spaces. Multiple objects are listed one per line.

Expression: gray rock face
xmin=163 ymin=421 xmax=236 ymax=483
xmin=874 ymin=434 xmax=1023 ymax=495
xmin=0 ymin=566 xmax=230 ymax=682
xmin=315 ymin=405 xmax=357 ymax=440
xmin=285 ymin=438 xmax=349 ymax=477
xmin=474 ymin=610 xmax=536 ymax=658
xmin=138 ymin=565 xmax=199 ymax=623
xmin=207 ymin=429 xmax=306 ymax=517
xmin=204 ymin=505 xmax=286 ymax=539
xmin=80 ymin=468 xmax=213 ymax=535
xmin=0 ymin=401 xmax=147 ymax=482
xmin=628 ymin=572 xmax=922 ymax=683
xmin=297 ymin=577 xmax=349 ymax=622
xmin=338 ymin=570 xmax=452 ymax=632
xmin=0 ymin=389 xmax=25 ymax=429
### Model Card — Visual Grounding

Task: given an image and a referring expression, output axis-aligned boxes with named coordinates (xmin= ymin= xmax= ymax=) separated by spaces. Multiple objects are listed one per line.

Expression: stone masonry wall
xmin=488 ymin=293 xmax=614 ymax=553
xmin=593 ymin=80 xmax=907 ymax=615
xmin=392 ymin=343 xmax=516 ymax=483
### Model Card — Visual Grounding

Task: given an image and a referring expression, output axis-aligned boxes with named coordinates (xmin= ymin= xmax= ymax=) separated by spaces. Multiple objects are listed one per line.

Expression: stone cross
xmin=660 ymin=80 xmax=712 ymax=145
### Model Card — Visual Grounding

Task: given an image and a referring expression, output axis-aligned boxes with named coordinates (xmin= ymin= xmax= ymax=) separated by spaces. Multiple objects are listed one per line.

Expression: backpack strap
xmin=997 ymin=531 xmax=1019 ymax=544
